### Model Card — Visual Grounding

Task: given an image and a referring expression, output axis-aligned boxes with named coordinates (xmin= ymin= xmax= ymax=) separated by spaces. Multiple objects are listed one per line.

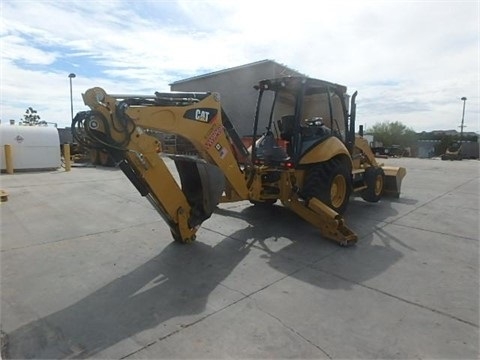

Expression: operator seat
xmin=278 ymin=115 xmax=295 ymax=156
xmin=278 ymin=115 xmax=295 ymax=141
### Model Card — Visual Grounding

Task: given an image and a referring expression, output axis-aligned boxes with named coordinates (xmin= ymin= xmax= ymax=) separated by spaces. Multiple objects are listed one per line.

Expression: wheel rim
xmin=331 ymin=174 xmax=347 ymax=209
xmin=374 ymin=174 xmax=384 ymax=196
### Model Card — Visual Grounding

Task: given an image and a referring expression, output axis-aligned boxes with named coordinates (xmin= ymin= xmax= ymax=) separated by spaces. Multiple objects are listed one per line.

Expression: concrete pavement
xmin=0 ymin=157 xmax=478 ymax=359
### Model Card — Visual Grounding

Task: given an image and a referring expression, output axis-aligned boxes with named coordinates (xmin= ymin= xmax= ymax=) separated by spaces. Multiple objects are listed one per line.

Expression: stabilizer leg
xmin=283 ymin=195 xmax=357 ymax=246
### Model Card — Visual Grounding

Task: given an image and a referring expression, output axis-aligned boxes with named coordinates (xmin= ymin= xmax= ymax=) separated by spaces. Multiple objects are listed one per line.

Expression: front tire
xmin=361 ymin=167 xmax=385 ymax=202
xmin=302 ymin=159 xmax=352 ymax=215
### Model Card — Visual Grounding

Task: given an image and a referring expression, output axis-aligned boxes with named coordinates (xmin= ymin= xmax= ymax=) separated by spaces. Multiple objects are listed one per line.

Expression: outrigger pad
xmin=173 ymin=157 xmax=225 ymax=228
xmin=382 ymin=166 xmax=407 ymax=198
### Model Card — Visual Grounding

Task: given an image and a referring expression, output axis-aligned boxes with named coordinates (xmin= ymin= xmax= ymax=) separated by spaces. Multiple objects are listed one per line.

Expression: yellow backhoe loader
xmin=72 ymin=76 xmax=406 ymax=246
xmin=441 ymin=141 xmax=463 ymax=160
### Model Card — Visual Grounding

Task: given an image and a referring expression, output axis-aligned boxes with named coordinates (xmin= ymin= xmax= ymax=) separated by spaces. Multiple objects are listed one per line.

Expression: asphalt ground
xmin=0 ymin=157 xmax=478 ymax=359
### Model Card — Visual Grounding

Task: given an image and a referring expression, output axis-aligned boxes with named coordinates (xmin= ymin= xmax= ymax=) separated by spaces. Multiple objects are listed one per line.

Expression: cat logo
xmin=184 ymin=108 xmax=217 ymax=123
xmin=195 ymin=109 xmax=210 ymax=122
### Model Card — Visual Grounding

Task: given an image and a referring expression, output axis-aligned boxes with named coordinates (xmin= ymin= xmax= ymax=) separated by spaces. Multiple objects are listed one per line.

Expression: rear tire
xmin=361 ymin=167 xmax=385 ymax=202
xmin=302 ymin=158 xmax=352 ymax=215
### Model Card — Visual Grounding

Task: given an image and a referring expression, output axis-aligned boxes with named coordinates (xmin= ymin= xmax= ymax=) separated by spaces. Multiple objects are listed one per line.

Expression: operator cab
xmin=251 ymin=76 xmax=353 ymax=165
xmin=278 ymin=115 xmax=333 ymax=145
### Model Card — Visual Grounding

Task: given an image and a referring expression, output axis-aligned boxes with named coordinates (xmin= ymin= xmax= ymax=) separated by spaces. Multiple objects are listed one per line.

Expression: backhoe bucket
xmin=382 ymin=166 xmax=407 ymax=198
xmin=173 ymin=156 xmax=225 ymax=228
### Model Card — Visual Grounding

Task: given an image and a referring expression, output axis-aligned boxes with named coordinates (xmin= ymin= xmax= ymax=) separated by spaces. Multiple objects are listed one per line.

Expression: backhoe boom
xmin=75 ymin=87 xmax=250 ymax=242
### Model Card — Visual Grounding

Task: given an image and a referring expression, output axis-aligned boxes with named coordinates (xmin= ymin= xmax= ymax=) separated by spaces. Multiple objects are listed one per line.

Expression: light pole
xmin=459 ymin=96 xmax=467 ymax=142
xmin=68 ymin=73 xmax=76 ymax=121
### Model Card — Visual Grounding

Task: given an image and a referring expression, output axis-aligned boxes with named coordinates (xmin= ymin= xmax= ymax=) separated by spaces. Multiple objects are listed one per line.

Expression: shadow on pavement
xmin=4 ymin=240 xmax=253 ymax=359
xmin=215 ymin=201 xmax=409 ymax=290
xmin=4 ymin=198 xmax=412 ymax=359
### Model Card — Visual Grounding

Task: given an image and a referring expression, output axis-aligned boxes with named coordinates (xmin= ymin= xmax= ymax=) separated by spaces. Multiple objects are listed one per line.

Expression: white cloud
xmin=0 ymin=0 xmax=478 ymax=132
xmin=2 ymin=35 xmax=59 ymax=65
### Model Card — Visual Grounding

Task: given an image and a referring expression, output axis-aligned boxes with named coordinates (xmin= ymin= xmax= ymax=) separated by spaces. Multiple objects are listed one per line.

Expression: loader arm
xmin=74 ymin=87 xmax=250 ymax=242
xmin=353 ymin=135 xmax=406 ymax=198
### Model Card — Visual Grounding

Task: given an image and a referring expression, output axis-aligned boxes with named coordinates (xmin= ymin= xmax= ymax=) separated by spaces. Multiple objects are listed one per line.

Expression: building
xmin=430 ymin=129 xmax=478 ymax=138
xmin=170 ymin=59 xmax=304 ymax=137
xmin=417 ymin=130 xmax=479 ymax=159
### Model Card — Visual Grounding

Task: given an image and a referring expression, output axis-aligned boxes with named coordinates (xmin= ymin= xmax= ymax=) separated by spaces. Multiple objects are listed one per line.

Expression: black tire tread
xmin=361 ymin=167 xmax=385 ymax=203
xmin=301 ymin=158 xmax=352 ymax=215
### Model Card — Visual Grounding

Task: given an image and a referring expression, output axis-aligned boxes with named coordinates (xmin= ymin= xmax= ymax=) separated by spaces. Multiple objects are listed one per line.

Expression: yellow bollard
xmin=63 ymin=144 xmax=71 ymax=172
xmin=4 ymin=144 xmax=13 ymax=174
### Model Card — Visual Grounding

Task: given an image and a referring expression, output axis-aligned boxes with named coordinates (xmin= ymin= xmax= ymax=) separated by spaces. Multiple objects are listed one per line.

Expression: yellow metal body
xmin=353 ymin=135 xmax=407 ymax=197
xmin=283 ymin=196 xmax=357 ymax=246
xmin=77 ymin=87 xmax=367 ymax=246
xmin=299 ymin=137 xmax=352 ymax=166
xmin=77 ymin=88 xmax=401 ymax=245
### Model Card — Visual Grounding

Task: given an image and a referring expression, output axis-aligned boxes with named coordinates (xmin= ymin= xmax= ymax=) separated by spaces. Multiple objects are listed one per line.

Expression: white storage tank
xmin=0 ymin=124 xmax=61 ymax=171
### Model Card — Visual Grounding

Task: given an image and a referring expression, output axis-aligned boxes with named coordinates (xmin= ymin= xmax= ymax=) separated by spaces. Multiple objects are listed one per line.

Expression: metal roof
xmin=169 ymin=59 xmax=304 ymax=85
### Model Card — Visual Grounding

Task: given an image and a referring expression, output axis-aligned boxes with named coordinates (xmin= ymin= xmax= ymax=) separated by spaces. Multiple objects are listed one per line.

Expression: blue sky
xmin=1 ymin=0 xmax=478 ymax=132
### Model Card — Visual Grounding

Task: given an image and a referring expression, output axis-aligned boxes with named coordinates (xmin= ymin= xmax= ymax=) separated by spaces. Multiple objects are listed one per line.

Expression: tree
xmin=367 ymin=121 xmax=417 ymax=148
xmin=21 ymin=107 xmax=46 ymax=126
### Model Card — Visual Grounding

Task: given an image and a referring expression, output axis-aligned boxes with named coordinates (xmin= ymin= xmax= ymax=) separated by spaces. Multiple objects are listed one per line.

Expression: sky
xmin=1 ymin=0 xmax=479 ymax=133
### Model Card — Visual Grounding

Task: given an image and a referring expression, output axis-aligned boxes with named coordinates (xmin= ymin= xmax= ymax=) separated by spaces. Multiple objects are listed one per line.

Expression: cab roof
xmin=256 ymin=76 xmax=347 ymax=95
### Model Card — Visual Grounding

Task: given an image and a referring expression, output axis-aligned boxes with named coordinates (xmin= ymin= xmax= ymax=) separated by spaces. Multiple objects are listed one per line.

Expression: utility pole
xmin=459 ymin=96 xmax=467 ymax=142
xmin=68 ymin=73 xmax=76 ymax=121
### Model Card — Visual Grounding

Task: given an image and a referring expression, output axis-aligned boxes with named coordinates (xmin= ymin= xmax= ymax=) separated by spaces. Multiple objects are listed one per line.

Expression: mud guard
xmin=382 ymin=166 xmax=407 ymax=198
xmin=173 ymin=156 xmax=225 ymax=228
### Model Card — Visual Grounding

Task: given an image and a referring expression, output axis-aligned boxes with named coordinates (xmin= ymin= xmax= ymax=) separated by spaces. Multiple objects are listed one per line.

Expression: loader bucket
xmin=173 ymin=157 xmax=225 ymax=228
xmin=382 ymin=166 xmax=407 ymax=198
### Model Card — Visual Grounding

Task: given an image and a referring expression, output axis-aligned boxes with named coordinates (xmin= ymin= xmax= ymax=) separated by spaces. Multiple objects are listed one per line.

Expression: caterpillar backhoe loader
xmin=441 ymin=141 xmax=463 ymax=160
xmin=72 ymin=76 xmax=406 ymax=246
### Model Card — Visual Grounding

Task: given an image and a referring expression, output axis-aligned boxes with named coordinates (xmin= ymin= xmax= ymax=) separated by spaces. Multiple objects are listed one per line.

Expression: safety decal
xmin=205 ymin=126 xmax=223 ymax=149
xmin=215 ymin=143 xmax=228 ymax=159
